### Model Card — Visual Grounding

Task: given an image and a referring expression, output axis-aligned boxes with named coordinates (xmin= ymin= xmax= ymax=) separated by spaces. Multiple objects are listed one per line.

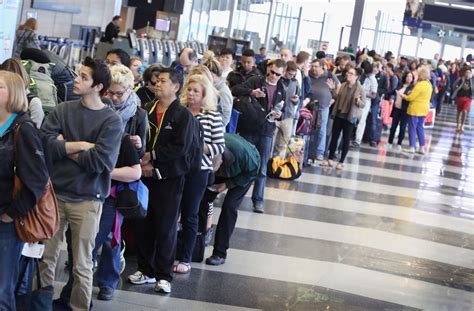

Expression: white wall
xmin=20 ymin=0 xmax=117 ymax=37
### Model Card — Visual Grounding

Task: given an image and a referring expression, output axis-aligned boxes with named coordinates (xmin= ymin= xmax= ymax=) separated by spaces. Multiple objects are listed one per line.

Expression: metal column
xmin=348 ymin=0 xmax=366 ymax=49
xmin=415 ymin=28 xmax=422 ymax=58
xmin=461 ymin=34 xmax=467 ymax=58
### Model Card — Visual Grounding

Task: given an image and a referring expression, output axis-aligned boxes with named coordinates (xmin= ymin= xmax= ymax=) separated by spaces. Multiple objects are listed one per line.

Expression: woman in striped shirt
xmin=175 ymin=74 xmax=225 ymax=273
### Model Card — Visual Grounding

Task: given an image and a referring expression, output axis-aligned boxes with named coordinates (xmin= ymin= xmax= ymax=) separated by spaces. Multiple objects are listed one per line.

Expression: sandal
xmin=173 ymin=262 xmax=191 ymax=274
xmin=320 ymin=159 xmax=334 ymax=167
xmin=336 ymin=163 xmax=344 ymax=170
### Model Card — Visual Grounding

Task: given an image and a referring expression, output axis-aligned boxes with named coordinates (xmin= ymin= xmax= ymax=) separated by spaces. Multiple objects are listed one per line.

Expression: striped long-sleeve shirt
xmin=196 ymin=110 xmax=225 ymax=170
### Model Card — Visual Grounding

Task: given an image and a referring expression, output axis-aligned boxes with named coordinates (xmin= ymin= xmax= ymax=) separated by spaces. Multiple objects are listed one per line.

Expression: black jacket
xmin=136 ymin=86 xmax=156 ymax=108
xmin=125 ymin=107 xmax=148 ymax=159
xmin=0 ymin=113 xmax=49 ymax=219
xmin=227 ymin=67 xmax=262 ymax=89
xmin=232 ymin=76 xmax=286 ymax=136
xmin=101 ymin=22 xmax=119 ymax=43
xmin=146 ymin=99 xmax=195 ymax=179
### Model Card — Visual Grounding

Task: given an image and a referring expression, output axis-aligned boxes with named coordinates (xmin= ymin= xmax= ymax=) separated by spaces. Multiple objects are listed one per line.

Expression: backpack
xmin=233 ymin=96 xmax=267 ymax=133
xmin=295 ymin=107 xmax=312 ymax=136
xmin=267 ymin=155 xmax=301 ymax=180
xmin=22 ymin=60 xmax=58 ymax=116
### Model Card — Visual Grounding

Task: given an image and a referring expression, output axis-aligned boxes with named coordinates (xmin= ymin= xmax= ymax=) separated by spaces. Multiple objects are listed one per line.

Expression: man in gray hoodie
xmin=39 ymin=57 xmax=122 ymax=310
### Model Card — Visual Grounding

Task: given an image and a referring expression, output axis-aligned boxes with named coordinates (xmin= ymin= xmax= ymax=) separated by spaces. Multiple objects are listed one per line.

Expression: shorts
xmin=456 ymin=96 xmax=472 ymax=112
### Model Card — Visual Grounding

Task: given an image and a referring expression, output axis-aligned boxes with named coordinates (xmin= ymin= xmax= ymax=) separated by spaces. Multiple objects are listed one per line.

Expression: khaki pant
xmin=39 ymin=200 xmax=102 ymax=311
xmin=273 ymin=118 xmax=294 ymax=158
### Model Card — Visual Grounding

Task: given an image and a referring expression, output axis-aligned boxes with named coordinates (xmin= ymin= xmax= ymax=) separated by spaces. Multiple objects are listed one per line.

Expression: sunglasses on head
xmin=270 ymin=69 xmax=282 ymax=77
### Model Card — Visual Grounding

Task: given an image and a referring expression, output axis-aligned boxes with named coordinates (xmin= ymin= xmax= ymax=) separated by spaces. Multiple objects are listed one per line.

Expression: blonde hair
xmin=19 ymin=18 xmax=38 ymax=31
xmin=203 ymin=57 xmax=223 ymax=78
xmin=180 ymin=74 xmax=217 ymax=112
xmin=0 ymin=71 xmax=28 ymax=113
xmin=0 ymin=58 xmax=30 ymax=89
xmin=202 ymin=50 xmax=215 ymax=64
xmin=187 ymin=65 xmax=213 ymax=83
xmin=109 ymin=64 xmax=134 ymax=90
xmin=417 ymin=67 xmax=431 ymax=81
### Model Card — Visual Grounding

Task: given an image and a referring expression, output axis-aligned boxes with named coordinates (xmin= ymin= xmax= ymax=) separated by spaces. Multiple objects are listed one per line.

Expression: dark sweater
xmin=41 ymin=100 xmax=122 ymax=202
xmin=0 ymin=113 xmax=49 ymax=219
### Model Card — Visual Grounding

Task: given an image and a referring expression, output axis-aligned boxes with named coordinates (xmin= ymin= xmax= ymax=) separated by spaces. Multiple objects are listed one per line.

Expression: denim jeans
xmin=369 ymin=99 xmax=381 ymax=143
xmin=178 ymin=169 xmax=210 ymax=263
xmin=240 ymin=133 xmax=273 ymax=205
xmin=0 ymin=221 xmax=24 ymax=311
xmin=93 ymin=197 xmax=123 ymax=290
xmin=316 ymin=107 xmax=329 ymax=157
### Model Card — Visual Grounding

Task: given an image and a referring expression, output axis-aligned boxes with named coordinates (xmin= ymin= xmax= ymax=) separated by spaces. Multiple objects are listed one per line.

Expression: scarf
xmin=334 ymin=82 xmax=359 ymax=115
xmin=108 ymin=91 xmax=139 ymax=132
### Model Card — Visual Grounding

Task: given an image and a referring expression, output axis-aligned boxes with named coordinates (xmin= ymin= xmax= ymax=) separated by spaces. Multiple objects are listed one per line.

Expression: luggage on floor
xmin=381 ymin=99 xmax=393 ymax=127
xmin=362 ymin=110 xmax=383 ymax=144
xmin=267 ymin=155 xmax=301 ymax=180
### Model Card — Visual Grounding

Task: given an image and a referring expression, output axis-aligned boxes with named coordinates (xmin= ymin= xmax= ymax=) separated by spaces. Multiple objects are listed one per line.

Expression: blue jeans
xmin=370 ymin=99 xmax=381 ymax=143
xmin=93 ymin=197 xmax=123 ymax=290
xmin=0 ymin=221 xmax=23 ymax=311
xmin=240 ymin=133 xmax=272 ymax=205
xmin=408 ymin=116 xmax=425 ymax=148
xmin=178 ymin=169 xmax=209 ymax=263
xmin=316 ymin=107 xmax=329 ymax=157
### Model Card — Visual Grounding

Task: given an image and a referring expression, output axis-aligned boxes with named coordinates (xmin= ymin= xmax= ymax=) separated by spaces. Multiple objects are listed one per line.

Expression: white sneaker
xmin=128 ymin=271 xmax=156 ymax=285
xmin=417 ymin=146 xmax=425 ymax=155
xmin=154 ymin=280 xmax=171 ymax=294
xmin=402 ymin=147 xmax=415 ymax=154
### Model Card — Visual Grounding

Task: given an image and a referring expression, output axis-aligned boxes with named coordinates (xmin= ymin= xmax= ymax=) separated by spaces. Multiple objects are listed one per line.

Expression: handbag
xmin=15 ymin=256 xmax=54 ymax=311
xmin=115 ymin=180 xmax=149 ymax=219
xmin=12 ymin=124 xmax=59 ymax=243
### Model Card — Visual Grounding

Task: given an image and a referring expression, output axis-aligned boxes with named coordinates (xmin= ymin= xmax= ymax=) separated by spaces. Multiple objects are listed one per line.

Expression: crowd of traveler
xmin=1 ymin=31 xmax=473 ymax=310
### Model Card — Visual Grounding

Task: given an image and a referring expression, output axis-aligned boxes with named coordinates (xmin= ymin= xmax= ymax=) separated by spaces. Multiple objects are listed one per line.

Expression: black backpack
xmin=186 ymin=117 xmax=204 ymax=173
xmin=233 ymin=96 xmax=267 ymax=133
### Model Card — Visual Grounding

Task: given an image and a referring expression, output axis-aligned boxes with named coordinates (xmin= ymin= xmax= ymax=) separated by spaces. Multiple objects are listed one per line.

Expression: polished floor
xmin=54 ymin=104 xmax=474 ymax=310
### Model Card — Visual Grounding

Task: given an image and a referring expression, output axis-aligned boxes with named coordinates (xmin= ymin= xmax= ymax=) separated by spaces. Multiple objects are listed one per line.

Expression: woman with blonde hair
xmin=0 ymin=71 xmax=49 ymax=310
xmin=174 ymin=74 xmax=225 ymax=274
xmin=13 ymin=18 xmax=40 ymax=58
xmin=203 ymin=57 xmax=233 ymax=126
xmin=0 ymin=58 xmax=44 ymax=128
xmin=399 ymin=66 xmax=432 ymax=154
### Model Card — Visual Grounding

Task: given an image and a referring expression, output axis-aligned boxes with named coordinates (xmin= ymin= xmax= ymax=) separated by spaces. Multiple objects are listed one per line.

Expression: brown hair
xmin=286 ymin=61 xmax=298 ymax=72
xmin=296 ymin=51 xmax=311 ymax=64
xmin=18 ymin=18 xmax=38 ymax=31
xmin=0 ymin=58 xmax=29 ymax=89
xmin=0 ymin=71 xmax=28 ymax=113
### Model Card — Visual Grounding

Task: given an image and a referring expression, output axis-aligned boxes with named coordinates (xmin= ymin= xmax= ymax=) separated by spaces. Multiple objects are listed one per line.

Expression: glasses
xmin=346 ymin=71 xmax=356 ymax=76
xmin=270 ymin=69 xmax=282 ymax=77
xmin=108 ymin=89 xmax=129 ymax=98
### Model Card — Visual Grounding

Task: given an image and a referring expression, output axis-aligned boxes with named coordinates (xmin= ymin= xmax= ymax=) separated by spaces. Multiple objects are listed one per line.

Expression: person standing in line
xmin=128 ymin=67 xmax=196 ymax=294
xmin=227 ymin=49 xmax=262 ymax=89
xmin=218 ymin=48 xmax=235 ymax=81
xmin=321 ymin=67 xmax=365 ymax=170
xmin=388 ymin=72 xmax=414 ymax=150
xmin=13 ymin=18 xmax=40 ymax=59
xmin=101 ymin=15 xmax=122 ymax=44
xmin=0 ymin=71 xmax=49 ymax=311
xmin=399 ymin=67 xmax=433 ymax=154
xmin=174 ymin=74 xmax=225 ymax=274
xmin=452 ymin=66 xmax=473 ymax=134
xmin=308 ymin=59 xmax=340 ymax=161
xmin=231 ymin=59 xmax=286 ymax=213
xmin=39 ymin=57 xmax=123 ymax=310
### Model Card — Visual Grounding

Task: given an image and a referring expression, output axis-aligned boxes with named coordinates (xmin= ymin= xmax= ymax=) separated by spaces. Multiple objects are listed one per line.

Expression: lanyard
xmin=148 ymin=101 xmax=167 ymax=150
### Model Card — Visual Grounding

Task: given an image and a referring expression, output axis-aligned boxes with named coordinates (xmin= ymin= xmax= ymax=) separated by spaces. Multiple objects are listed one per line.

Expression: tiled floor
xmin=54 ymin=104 xmax=474 ymax=310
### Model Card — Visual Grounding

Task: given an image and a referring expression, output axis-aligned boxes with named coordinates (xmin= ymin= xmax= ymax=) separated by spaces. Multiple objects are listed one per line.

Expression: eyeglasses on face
xmin=270 ymin=69 xmax=282 ymax=77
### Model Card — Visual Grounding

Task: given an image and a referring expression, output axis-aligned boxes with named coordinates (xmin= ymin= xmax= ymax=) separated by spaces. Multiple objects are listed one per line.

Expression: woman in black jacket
xmin=0 ymin=71 xmax=49 ymax=310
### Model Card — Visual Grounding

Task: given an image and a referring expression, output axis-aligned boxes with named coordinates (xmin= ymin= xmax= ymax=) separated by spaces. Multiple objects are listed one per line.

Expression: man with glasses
xmin=232 ymin=59 xmax=287 ymax=213
xmin=308 ymin=59 xmax=340 ymax=162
